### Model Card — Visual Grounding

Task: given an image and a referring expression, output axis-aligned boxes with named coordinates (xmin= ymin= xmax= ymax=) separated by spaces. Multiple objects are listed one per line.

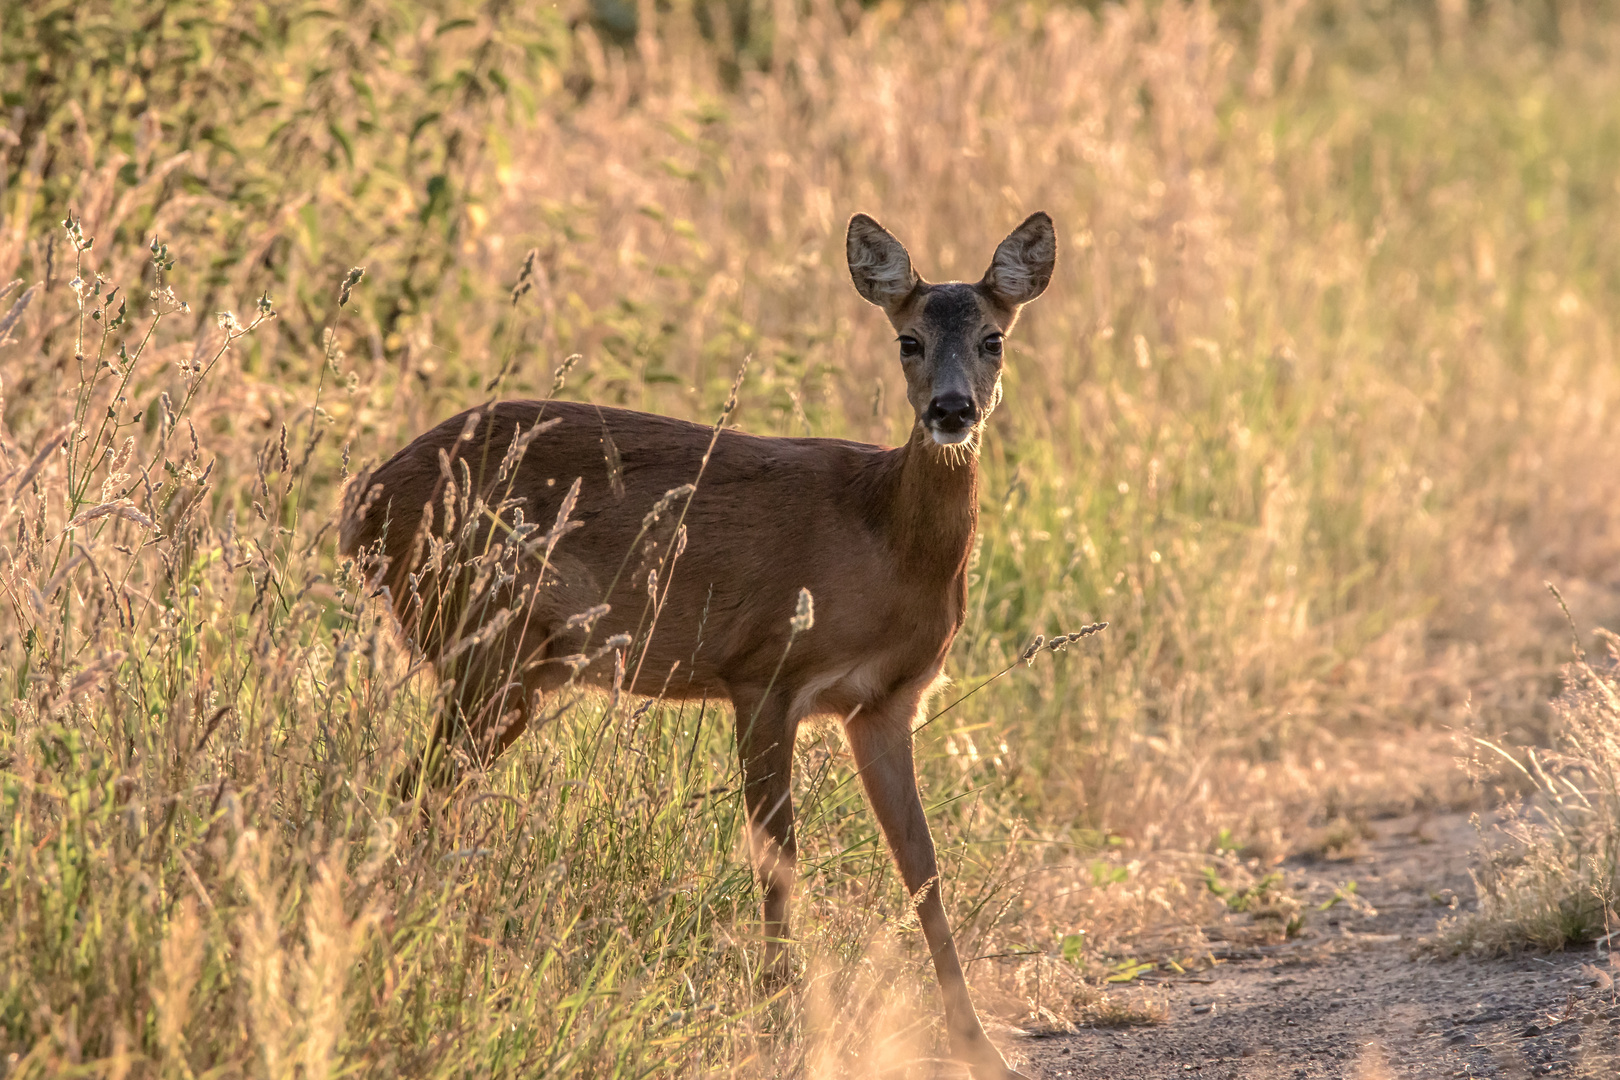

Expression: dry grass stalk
xmin=1443 ymin=625 xmax=1620 ymax=955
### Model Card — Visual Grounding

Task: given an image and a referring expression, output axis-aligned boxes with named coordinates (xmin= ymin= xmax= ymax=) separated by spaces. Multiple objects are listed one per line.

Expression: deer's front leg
xmin=844 ymin=697 xmax=1027 ymax=1080
xmin=730 ymin=686 xmax=799 ymax=983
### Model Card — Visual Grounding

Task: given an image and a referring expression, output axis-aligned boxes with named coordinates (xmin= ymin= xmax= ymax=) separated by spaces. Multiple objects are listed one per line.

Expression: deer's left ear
xmin=847 ymin=213 xmax=920 ymax=316
xmin=980 ymin=212 xmax=1056 ymax=310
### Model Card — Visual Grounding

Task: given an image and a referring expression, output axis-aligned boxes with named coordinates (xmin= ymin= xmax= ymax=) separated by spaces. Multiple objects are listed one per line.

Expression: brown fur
xmin=340 ymin=212 xmax=1056 ymax=1079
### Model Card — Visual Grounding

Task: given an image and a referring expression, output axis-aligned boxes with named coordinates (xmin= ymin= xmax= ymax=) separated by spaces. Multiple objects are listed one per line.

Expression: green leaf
xmin=410 ymin=111 xmax=443 ymax=143
xmin=327 ymin=122 xmax=354 ymax=168
xmin=1106 ymin=960 xmax=1155 ymax=984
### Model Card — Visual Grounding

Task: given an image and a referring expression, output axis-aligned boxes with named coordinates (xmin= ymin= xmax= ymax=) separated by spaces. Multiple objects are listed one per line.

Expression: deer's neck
xmin=884 ymin=424 xmax=980 ymax=581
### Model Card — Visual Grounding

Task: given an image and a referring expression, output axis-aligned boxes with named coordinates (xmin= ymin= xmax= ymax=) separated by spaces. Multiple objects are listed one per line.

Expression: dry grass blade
xmin=62 ymin=498 xmax=155 ymax=534
xmin=9 ymin=421 xmax=71 ymax=497
xmin=0 ymin=281 xmax=35 ymax=345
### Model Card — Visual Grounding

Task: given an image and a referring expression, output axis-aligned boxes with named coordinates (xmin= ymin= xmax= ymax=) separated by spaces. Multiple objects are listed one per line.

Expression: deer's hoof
xmin=958 ymin=1033 xmax=1028 ymax=1080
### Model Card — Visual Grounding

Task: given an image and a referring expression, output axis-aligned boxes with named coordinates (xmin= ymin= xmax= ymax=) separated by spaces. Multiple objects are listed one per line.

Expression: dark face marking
xmin=895 ymin=283 xmax=1008 ymax=445
xmin=922 ymin=285 xmax=986 ymax=341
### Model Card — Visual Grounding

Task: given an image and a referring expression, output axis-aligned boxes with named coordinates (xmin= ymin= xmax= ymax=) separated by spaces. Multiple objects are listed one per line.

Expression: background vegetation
xmin=2 ymin=0 xmax=1618 ymax=1075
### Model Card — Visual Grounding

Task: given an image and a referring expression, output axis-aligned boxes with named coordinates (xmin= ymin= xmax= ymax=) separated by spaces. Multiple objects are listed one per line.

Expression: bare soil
xmin=1017 ymin=813 xmax=1620 ymax=1079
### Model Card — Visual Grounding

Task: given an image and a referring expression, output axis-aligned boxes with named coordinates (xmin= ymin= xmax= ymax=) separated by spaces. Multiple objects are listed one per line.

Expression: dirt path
xmin=1018 ymin=813 xmax=1620 ymax=1079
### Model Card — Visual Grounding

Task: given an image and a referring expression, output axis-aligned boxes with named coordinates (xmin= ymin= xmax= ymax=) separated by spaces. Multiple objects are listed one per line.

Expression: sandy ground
xmin=1016 ymin=813 xmax=1620 ymax=1079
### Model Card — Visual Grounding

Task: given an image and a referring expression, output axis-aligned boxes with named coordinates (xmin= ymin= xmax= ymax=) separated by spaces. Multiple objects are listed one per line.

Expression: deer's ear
xmin=847 ymin=214 xmax=919 ymax=315
xmin=980 ymin=212 xmax=1056 ymax=309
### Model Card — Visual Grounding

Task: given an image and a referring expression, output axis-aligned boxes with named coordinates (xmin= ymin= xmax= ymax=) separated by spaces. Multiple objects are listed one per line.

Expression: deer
xmin=339 ymin=211 xmax=1055 ymax=1079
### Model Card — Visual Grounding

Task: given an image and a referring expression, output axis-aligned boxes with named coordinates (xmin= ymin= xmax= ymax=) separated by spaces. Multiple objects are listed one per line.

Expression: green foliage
xmin=1202 ymin=866 xmax=1284 ymax=914
xmin=1316 ymin=881 xmax=1360 ymax=913
xmin=2 ymin=0 xmax=565 ymax=344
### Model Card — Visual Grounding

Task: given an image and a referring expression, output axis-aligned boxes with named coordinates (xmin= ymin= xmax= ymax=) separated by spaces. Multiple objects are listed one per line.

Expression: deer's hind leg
xmin=399 ymin=557 xmax=598 ymax=800
xmin=398 ymin=617 xmax=548 ymax=801
xmin=842 ymin=692 xmax=1024 ymax=1080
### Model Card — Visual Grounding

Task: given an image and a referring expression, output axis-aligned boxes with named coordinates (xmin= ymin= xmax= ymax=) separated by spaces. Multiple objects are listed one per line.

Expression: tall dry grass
xmin=2 ymin=0 xmax=1620 ymax=1075
xmin=1444 ymin=618 xmax=1620 ymax=955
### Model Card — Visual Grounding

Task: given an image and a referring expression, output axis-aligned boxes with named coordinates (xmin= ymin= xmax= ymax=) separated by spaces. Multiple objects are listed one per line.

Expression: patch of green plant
xmin=1202 ymin=867 xmax=1285 ymax=914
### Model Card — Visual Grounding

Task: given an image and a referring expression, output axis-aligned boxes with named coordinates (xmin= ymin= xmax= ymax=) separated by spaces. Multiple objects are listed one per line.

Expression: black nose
xmin=926 ymin=394 xmax=978 ymax=431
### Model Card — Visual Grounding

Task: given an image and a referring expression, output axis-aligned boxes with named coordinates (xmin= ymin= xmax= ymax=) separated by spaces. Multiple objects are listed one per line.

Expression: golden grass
xmin=2 ymin=0 xmax=1620 ymax=1075
xmin=1441 ymin=623 xmax=1620 ymax=956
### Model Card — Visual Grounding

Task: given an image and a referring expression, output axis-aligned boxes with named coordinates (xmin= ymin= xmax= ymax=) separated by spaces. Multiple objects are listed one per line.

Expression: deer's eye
xmin=898 ymin=336 xmax=922 ymax=359
xmin=983 ymin=334 xmax=1004 ymax=357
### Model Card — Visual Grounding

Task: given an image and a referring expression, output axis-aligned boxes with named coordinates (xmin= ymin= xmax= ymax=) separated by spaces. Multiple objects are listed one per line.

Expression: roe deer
xmin=340 ymin=212 xmax=1056 ymax=1079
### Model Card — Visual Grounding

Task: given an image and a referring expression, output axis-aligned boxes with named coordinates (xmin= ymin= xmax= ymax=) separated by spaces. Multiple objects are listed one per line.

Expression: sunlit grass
xmin=2 ymin=1 xmax=1620 ymax=1075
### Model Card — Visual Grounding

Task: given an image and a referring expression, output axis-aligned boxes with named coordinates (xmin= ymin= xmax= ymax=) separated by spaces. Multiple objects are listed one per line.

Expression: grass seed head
xmin=791 ymin=587 xmax=815 ymax=635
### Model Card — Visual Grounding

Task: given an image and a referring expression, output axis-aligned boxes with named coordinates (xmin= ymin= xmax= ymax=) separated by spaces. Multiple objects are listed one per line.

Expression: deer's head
xmin=847 ymin=212 xmax=1056 ymax=448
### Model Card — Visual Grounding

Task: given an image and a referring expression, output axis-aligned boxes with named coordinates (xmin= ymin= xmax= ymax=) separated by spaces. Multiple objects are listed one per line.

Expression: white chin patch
xmin=929 ymin=427 xmax=973 ymax=447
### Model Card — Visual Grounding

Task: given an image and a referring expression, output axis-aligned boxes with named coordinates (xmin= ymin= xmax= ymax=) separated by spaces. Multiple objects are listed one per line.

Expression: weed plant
xmin=1445 ymin=617 xmax=1620 ymax=955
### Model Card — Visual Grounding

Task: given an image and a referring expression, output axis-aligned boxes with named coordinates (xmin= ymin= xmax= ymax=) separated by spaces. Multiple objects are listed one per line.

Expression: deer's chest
xmin=785 ymin=565 xmax=967 ymax=722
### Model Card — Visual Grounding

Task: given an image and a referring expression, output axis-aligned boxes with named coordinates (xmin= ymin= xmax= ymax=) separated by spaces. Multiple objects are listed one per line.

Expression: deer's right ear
xmin=847 ymin=214 xmax=919 ymax=315
xmin=981 ymin=211 xmax=1057 ymax=310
